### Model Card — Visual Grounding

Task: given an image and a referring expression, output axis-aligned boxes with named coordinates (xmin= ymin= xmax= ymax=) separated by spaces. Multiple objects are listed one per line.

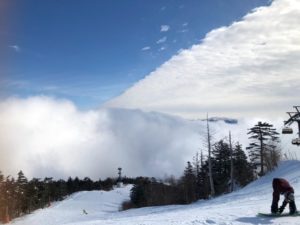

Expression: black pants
xmin=289 ymin=201 xmax=297 ymax=214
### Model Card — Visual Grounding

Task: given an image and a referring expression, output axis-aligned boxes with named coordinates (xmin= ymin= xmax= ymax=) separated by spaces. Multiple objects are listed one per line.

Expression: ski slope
xmin=11 ymin=160 xmax=300 ymax=225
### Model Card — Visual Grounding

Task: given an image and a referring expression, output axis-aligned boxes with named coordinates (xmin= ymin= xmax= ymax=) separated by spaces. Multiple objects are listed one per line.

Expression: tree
xmin=198 ymin=151 xmax=210 ymax=198
xmin=211 ymin=140 xmax=231 ymax=194
xmin=0 ymin=171 xmax=5 ymax=220
xmin=192 ymin=152 xmax=206 ymax=199
xmin=233 ymin=143 xmax=254 ymax=187
xmin=0 ymin=171 xmax=3 ymax=182
xmin=0 ymin=170 xmax=118 ymax=221
xmin=246 ymin=121 xmax=280 ymax=176
xmin=16 ymin=171 xmax=28 ymax=215
xmin=205 ymin=115 xmax=215 ymax=197
xmin=4 ymin=176 xmax=16 ymax=219
xmin=264 ymin=140 xmax=281 ymax=172
xmin=66 ymin=177 xmax=74 ymax=194
xmin=130 ymin=178 xmax=149 ymax=207
xmin=229 ymin=132 xmax=234 ymax=192
xmin=181 ymin=161 xmax=197 ymax=203
xmin=26 ymin=178 xmax=40 ymax=212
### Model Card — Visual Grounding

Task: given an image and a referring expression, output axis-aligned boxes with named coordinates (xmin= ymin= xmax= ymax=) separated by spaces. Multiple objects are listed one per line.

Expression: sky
xmin=106 ymin=0 xmax=300 ymax=119
xmin=1 ymin=0 xmax=300 ymax=180
xmin=1 ymin=0 xmax=270 ymax=110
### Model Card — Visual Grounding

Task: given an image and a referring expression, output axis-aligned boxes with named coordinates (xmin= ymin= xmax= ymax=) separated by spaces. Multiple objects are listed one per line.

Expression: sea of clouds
xmin=0 ymin=96 xmax=297 ymax=180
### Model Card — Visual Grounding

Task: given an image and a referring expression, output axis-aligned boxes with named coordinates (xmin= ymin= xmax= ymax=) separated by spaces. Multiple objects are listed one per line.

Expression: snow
xmin=11 ymin=160 xmax=300 ymax=225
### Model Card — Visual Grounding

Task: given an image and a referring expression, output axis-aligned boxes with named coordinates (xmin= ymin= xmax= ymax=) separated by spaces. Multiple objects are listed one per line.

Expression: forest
xmin=0 ymin=121 xmax=281 ymax=222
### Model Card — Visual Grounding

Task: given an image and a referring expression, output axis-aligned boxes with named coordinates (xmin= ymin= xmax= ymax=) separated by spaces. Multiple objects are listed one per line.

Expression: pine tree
xmin=182 ymin=161 xmax=197 ymax=203
xmin=42 ymin=177 xmax=53 ymax=207
xmin=16 ymin=171 xmax=28 ymax=215
xmin=211 ymin=140 xmax=231 ymax=194
xmin=4 ymin=176 xmax=16 ymax=219
xmin=66 ymin=177 xmax=74 ymax=194
xmin=192 ymin=152 xmax=202 ymax=199
xmin=229 ymin=132 xmax=234 ymax=192
xmin=246 ymin=121 xmax=279 ymax=176
xmin=130 ymin=178 xmax=149 ymax=207
xmin=26 ymin=178 xmax=40 ymax=212
xmin=16 ymin=171 xmax=28 ymax=193
xmin=0 ymin=171 xmax=3 ymax=182
xmin=199 ymin=151 xmax=210 ymax=198
xmin=233 ymin=143 xmax=254 ymax=187
xmin=54 ymin=179 xmax=68 ymax=201
xmin=0 ymin=171 xmax=5 ymax=218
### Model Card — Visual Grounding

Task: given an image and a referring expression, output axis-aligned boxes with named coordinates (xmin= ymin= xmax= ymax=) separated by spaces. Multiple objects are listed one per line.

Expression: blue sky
xmin=2 ymin=0 xmax=270 ymax=109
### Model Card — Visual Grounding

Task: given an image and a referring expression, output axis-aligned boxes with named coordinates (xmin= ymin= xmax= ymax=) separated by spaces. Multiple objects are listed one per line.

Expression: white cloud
xmin=141 ymin=46 xmax=151 ymax=51
xmin=156 ymin=36 xmax=167 ymax=44
xmin=9 ymin=45 xmax=21 ymax=52
xmin=159 ymin=46 xmax=166 ymax=51
xmin=182 ymin=22 xmax=189 ymax=27
xmin=0 ymin=97 xmax=201 ymax=179
xmin=105 ymin=0 xmax=300 ymax=119
xmin=161 ymin=25 xmax=170 ymax=32
xmin=178 ymin=29 xmax=188 ymax=33
xmin=1 ymin=96 xmax=298 ymax=179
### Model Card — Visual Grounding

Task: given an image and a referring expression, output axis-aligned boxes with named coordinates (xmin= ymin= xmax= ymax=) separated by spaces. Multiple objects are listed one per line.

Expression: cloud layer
xmin=106 ymin=0 xmax=300 ymax=119
xmin=0 ymin=97 xmax=201 ymax=179
xmin=1 ymin=96 xmax=298 ymax=180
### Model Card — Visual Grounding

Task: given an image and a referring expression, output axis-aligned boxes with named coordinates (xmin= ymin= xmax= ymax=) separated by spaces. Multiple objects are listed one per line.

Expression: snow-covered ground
xmin=11 ymin=160 xmax=300 ymax=225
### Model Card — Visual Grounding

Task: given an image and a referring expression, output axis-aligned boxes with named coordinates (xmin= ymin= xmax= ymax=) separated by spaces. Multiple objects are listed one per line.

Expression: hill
xmin=11 ymin=160 xmax=300 ymax=225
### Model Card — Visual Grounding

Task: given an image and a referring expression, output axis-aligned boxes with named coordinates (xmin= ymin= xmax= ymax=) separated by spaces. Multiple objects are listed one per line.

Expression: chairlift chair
xmin=282 ymin=127 xmax=293 ymax=134
xmin=292 ymin=138 xmax=300 ymax=146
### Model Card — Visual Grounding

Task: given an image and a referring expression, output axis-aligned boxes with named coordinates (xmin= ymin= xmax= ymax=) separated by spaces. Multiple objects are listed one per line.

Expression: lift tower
xmin=283 ymin=106 xmax=300 ymax=146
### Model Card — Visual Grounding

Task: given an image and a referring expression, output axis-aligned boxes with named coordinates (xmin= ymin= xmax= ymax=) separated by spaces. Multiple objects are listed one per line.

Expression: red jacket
xmin=272 ymin=178 xmax=294 ymax=205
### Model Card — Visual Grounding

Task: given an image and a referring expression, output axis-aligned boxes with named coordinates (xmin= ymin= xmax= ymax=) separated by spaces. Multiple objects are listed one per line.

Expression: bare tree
xmin=264 ymin=140 xmax=281 ymax=171
xmin=229 ymin=131 xmax=234 ymax=193
xmin=206 ymin=115 xmax=215 ymax=197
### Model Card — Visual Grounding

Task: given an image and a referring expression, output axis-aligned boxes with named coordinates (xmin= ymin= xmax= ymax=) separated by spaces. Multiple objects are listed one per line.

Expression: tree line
xmin=125 ymin=121 xmax=281 ymax=209
xmin=125 ymin=140 xmax=254 ymax=209
xmin=0 ymin=171 xmax=137 ymax=223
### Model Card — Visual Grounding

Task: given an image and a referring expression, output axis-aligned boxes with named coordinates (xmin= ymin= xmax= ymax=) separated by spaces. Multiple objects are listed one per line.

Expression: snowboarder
xmin=271 ymin=178 xmax=297 ymax=214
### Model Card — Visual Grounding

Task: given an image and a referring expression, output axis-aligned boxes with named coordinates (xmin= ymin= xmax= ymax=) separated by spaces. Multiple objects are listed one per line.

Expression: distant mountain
xmin=207 ymin=117 xmax=238 ymax=124
xmin=191 ymin=117 xmax=238 ymax=124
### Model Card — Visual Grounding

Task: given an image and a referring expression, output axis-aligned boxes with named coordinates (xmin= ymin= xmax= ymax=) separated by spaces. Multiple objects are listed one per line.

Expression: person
xmin=271 ymin=178 xmax=297 ymax=214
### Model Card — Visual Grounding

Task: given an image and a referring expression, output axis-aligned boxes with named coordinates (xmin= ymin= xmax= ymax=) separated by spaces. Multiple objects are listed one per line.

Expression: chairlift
xmin=292 ymin=138 xmax=300 ymax=146
xmin=282 ymin=127 xmax=293 ymax=134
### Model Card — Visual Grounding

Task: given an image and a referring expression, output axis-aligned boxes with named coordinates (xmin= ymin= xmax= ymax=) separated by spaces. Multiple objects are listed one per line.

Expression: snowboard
xmin=258 ymin=211 xmax=300 ymax=217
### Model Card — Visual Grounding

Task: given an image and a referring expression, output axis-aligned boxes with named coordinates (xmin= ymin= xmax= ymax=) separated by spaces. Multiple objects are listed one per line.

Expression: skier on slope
xmin=271 ymin=178 xmax=297 ymax=214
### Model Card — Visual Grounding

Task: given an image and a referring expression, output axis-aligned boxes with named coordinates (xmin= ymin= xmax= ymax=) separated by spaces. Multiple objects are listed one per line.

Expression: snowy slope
xmin=11 ymin=186 xmax=132 ymax=225
xmin=11 ymin=160 xmax=300 ymax=225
